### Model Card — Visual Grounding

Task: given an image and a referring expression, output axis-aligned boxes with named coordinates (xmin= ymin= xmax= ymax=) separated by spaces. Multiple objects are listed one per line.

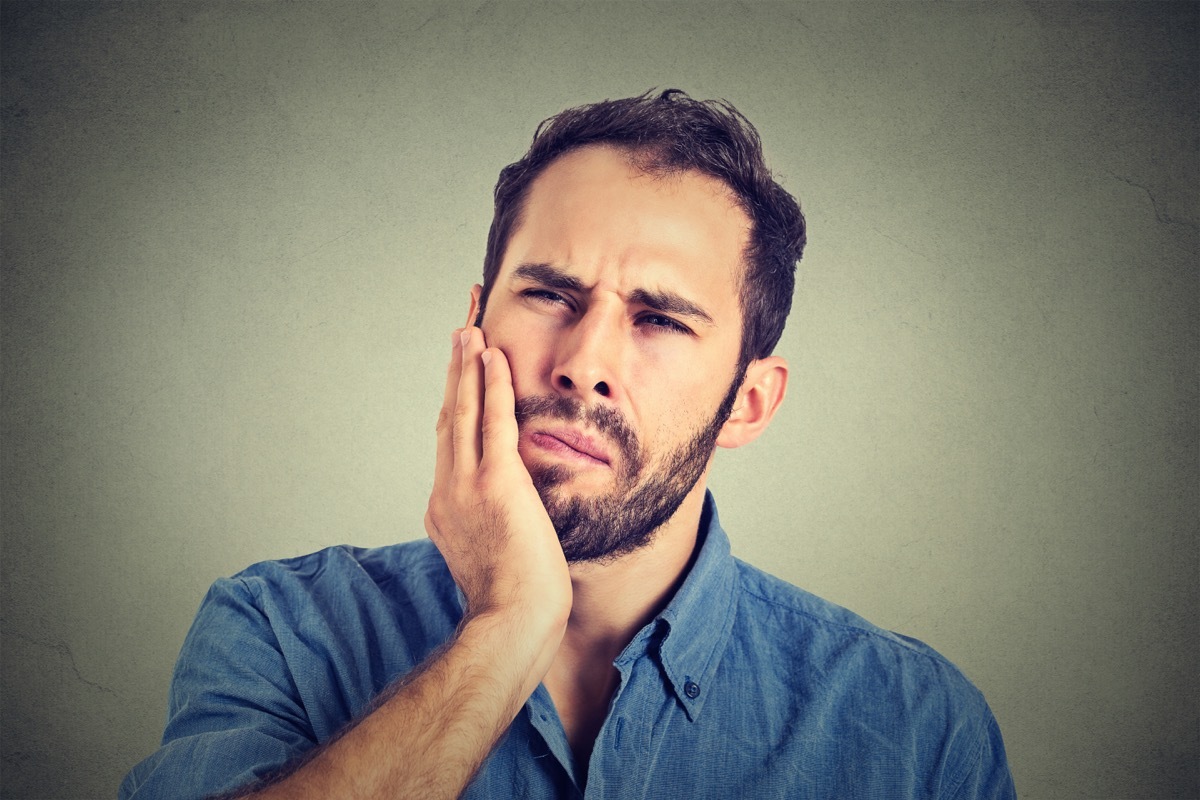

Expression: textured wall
xmin=2 ymin=2 xmax=1196 ymax=798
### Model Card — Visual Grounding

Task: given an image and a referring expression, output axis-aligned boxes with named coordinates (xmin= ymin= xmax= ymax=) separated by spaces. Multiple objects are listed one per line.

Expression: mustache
xmin=514 ymin=394 xmax=639 ymax=462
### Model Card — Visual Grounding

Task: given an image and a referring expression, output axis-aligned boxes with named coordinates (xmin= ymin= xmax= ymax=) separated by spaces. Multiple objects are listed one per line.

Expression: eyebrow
xmin=628 ymin=287 xmax=715 ymax=327
xmin=512 ymin=262 xmax=716 ymax=327
xmin=512 ymin=262 xmax=586 ymax=293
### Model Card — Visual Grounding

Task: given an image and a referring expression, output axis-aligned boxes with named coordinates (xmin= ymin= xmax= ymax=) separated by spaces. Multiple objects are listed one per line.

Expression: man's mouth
xmin=529 ymin=427 xmax=612 ymax=466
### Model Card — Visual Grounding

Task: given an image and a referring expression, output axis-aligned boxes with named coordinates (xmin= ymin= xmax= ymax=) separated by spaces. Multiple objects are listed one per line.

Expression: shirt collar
xmin=628 ymin=490 xmax=739 ymax=722
xmin=458 ymin=492 xmax=739 ymax=722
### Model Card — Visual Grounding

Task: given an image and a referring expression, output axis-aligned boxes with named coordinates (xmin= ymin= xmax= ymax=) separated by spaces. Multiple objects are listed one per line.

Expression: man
xmin=122 ymin=90 xmax=1014 ymax=799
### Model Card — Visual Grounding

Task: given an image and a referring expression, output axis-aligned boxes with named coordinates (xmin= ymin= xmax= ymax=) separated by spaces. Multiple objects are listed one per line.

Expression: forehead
xmin=502 ymin=146 xmax=750 ymax=314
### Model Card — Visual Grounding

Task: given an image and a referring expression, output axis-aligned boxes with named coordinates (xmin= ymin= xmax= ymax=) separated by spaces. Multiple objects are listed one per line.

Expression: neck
xmin=559 ymin=478 xmax=709 ymax=662
xmin=541 ymin=478 xmax=710 ymax=777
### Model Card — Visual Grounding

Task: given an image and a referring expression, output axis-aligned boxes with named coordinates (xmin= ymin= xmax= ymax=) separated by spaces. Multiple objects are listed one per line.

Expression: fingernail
xmin=481 ymin=350 xmax=492 ymax=367
xmin=459 ymin=329 xmax=470 ymax=347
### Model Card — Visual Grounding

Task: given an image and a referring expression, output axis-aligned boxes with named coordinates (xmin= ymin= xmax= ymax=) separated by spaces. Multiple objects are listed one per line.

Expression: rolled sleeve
xmin=120 ymin=578 xmax=317 ymax=800
xmin=947 ymin=712 xmax=1016 ymax=800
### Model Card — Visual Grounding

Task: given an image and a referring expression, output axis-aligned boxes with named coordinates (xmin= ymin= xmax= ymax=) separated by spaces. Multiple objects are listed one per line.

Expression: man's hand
xmin=233 ymin=326 xmax=572 ymax=800
xmin=424 ymin=325 xmax=573 ymax=632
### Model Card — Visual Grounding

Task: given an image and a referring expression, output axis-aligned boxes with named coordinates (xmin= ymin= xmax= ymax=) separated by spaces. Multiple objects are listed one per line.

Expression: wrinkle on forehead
xmin=505 ymin=145 xmax=750 ymax=324
xmin=510 ymin=261 xmax=717 ymax=328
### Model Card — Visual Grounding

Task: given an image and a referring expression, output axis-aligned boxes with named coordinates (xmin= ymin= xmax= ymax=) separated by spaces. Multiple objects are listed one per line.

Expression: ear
xmin=716 ymin=356 xmax=788 ymax=449
xmin=466 ymin=284 xmax=482 ymax=327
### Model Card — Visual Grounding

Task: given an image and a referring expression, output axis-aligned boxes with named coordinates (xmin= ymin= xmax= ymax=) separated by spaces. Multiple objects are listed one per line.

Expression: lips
xmin=530 ymin=426 xmax=612 ymax=465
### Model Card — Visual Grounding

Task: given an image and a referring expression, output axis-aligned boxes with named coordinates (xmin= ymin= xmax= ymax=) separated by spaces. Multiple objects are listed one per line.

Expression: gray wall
xmin=2 ymin=2 xmax=1196 ymax=798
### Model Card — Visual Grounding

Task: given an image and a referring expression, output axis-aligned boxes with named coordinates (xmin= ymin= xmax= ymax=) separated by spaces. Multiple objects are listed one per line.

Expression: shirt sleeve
xmin=119 ymin=577 xmax=319 ymax=800
xmin=947 ymin=711 xmax=1017 ymax=800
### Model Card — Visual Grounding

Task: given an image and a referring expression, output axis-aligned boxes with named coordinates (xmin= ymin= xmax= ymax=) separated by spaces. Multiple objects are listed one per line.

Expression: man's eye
xmin=638 ymin=314 xmax=691 ymax=335
xmin=523 ymin=289 xmax=571 ymax=307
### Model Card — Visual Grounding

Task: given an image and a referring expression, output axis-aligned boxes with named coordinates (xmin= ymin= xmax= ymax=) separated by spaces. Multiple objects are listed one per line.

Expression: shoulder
xmin=731 ymin=557 xmax=987 ymax=709
xmin=189 ymin=538 xmax=460 ymax=681
xmin=223 ymin=538 xmax=453 ymax=609
xmin=725 ymin=559 xmax=1013 ymax=797
xmin=233 ymin=537 xmax=446 ymax=585
xmin=124 ymin=541 xmax=457 ymax=799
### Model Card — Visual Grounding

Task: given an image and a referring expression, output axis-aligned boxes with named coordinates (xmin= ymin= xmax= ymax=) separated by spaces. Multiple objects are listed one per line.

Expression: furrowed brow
xmin=511 ymin=262 xmax=715 ymax=327
xmin=629 ymin=287 xmax=715 ymax=327
xmin=511 ymin=262 xmax=587 ymax=293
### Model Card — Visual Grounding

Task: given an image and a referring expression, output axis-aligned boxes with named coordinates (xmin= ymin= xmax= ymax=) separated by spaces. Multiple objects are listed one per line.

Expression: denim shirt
xmin=121 ymin=494 xmax=1015 ymax=799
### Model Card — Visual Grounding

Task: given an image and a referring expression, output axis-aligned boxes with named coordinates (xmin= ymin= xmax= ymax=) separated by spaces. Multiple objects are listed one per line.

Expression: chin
xmin=522 ymin=450 xmax=616 ymax=491
xmin=539 ymin=471 xmax=618 ymax=505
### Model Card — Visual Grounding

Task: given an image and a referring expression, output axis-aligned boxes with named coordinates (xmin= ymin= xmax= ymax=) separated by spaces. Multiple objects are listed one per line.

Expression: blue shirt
xmin=121 ymin=495 xmax=1015 ymax=799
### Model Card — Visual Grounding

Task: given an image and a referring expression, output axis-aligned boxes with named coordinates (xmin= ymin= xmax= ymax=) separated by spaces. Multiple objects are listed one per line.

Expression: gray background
xmin=2 ymin=2 xmax=1196 ymax=798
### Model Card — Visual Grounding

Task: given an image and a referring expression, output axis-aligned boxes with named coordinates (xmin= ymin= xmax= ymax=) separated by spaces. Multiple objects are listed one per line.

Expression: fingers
xmin=435 ymin=324 xmax=520 ymax=484
xmin=480 ymin=347 xmax=519 ymax=467
xmin=433 ymin=328 xmax=465 ymax=489
xmin=453 ymin=326 xmax=486 ymax=470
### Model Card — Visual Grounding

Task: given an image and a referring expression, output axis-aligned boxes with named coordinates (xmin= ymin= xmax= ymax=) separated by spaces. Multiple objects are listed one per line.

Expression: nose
xmin=551 ymin=307 xmax=621 ymax=402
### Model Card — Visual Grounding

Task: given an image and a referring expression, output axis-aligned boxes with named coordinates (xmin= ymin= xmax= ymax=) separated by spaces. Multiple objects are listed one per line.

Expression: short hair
xmin=479 ymin=89 xmax=806 ymax=369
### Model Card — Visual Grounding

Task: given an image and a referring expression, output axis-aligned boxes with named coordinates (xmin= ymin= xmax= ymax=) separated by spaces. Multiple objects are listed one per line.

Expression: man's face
xmin=479 ymin=146 xmax=750 ymax=562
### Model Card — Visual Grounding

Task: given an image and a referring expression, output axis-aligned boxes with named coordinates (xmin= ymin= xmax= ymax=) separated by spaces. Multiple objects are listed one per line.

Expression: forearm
xmin=237 ymin=608 xmax=564 ymax=800
xmin=225 ymin=325 xmax=573 ymax=799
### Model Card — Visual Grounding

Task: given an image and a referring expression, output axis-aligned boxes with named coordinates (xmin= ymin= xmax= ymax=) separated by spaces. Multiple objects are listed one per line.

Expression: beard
xmin=514 ymin=373 xmax=743 ymax=564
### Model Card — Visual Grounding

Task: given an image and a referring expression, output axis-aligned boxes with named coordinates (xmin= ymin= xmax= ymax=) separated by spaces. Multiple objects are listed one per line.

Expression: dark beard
xmin=515 ymin=374 xmax=742 ymax=564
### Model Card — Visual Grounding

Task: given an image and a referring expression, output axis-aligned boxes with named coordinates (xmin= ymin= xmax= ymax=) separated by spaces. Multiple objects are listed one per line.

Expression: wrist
xmin=462 ymin=598 xmax=569 ymax=645
xmin=457 ymin=602 xmax=567 ymax=687
xmin=461 ymin=578 xmax=572 ymax=632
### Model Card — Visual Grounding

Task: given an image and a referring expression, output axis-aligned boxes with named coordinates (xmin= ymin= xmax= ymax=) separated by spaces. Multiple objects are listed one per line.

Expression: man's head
xmin=470 ymin=91 xmax=804 ymax=563
xmin=478 ymin=89 xmax=807 ymax=371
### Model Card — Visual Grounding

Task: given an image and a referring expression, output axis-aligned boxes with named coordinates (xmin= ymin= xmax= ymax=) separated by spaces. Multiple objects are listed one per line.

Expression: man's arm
xmin=228 ymin=326 xmax=571 ymax=799
xmin=231 ymin=609 xmax=560 ymax=799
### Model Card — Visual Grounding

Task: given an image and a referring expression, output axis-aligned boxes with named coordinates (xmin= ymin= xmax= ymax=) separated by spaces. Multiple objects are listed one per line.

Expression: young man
xmin=122 ymin=91 xmax=1014 ymax=799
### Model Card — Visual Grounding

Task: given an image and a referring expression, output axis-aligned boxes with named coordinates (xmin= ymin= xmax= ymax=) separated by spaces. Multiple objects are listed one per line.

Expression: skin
xmin=234 ymin=145 xmax=788 ymax=799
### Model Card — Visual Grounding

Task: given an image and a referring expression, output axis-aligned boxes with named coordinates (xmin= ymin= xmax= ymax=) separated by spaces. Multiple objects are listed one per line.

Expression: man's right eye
xmin=522 ymin=289 xmax=571 ymax=308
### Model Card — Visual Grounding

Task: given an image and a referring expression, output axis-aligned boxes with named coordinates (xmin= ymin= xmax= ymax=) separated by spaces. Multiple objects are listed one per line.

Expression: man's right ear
xmin=466 ymin=284 xmax=483 ymax=327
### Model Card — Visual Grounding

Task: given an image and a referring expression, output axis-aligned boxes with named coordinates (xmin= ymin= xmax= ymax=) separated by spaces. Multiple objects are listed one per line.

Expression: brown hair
xmin=479 ymin=89 xmax=807 ymax=369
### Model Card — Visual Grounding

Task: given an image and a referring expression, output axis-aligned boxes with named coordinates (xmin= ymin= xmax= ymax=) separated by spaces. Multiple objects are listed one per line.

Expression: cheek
xmin=652 ymin=371 xmax=735 ymax=445
xmin=633 ymin=381 xmax=713 ymax=451
xmin=486 ymin=328 xmax=555 ymax=400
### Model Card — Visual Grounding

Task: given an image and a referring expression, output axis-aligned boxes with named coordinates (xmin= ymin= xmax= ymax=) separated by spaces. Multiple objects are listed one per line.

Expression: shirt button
xmin=684 ymin=680 xmax=700 ymax=699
